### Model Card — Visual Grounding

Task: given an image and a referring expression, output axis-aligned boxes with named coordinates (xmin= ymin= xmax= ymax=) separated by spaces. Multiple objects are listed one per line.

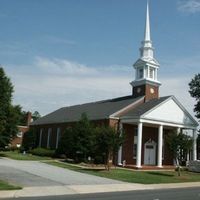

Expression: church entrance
xmin=144 ymin=140 xmax=156 ymax=165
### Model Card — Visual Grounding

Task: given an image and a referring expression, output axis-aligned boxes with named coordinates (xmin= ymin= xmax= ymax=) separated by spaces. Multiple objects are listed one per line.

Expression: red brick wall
xmin=132 ymin=84 xmax=159 ymax=101
xmin=122 ymin=124 xmax=136 ymax=165
xmin=33 ymin=119 xmax=109 ymax=149
xmin=10 ymin=126 xmax=29 ymax=148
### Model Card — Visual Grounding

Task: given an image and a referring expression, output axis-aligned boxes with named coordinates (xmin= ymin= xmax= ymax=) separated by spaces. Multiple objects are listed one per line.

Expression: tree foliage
xmin=166 ymin=131 xmax=193 ymax=166
xmin=22 ymin=128 xmax=37 ymax=151
xmin=56 ymin=113 xmax=94 ymax=162
xmin=189 ymin=73 xmax=200 ymax=119
xmin=57 ymin=113 xmax=124 ymax=169
xmin=0 ymin=67 xmax=21 ymax=148
xmin=94 ymin=126 xmax=124 ymax=170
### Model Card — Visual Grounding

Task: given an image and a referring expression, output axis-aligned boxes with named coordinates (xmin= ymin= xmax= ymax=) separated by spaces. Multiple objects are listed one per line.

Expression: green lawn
xmin=0 ymin=180 xmax=21 ymax=190
xmin=45 ymin=161 xmax=200 ymax=184
xmin=0 ymin=151 xmax=52 ymax=161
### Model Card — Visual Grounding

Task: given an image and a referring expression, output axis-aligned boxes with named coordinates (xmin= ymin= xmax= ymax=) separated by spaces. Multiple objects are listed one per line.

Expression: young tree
xmin=57 ymin=113 xmax=94 ymax=162
xmin=32 ymin=111 xmax=41 ymax=121
xmin=0 ymin=67 xmax=21 ymax=148
xmin=94 ymin=126 xmax=124 ymax=171
xmin=189 ymin=74 xmax=200 ymax=119
xmin=166 ymin=131 xmax=193 ymax=176
xmin=22 ymin=128 xmax=37 ymax=151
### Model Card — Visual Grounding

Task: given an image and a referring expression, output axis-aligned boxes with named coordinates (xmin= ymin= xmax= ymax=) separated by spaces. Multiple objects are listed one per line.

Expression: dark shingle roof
xmin=122 ymin=96 xmax=171 ymax=118
xmin=31 ymin=96 xmax=143 ymax=126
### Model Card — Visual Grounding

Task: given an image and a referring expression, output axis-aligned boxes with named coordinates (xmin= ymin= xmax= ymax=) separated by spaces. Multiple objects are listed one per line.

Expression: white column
xmin=136 ymin=122 xmax=143 ymax=168
xmin=39 ymin=128 xmax=43 ymax=147
xmin=157 ymin=125 xmax=163 ymax=168
xmin=118 ymin=122 xmax=123 ymax=165
xmin=177 ymin=127 xmax=181 ymax=135
xmin=193 ymin=129 xmax=197 ymax=161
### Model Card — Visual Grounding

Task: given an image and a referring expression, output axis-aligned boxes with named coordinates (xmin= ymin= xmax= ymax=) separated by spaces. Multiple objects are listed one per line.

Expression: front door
xmin=144 ymin=140 xmax=156 ymax=165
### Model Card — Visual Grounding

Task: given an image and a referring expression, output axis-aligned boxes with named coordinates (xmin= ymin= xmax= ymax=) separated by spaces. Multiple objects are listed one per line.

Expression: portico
xmin=117 ymin=95 xmax=199 ymax=168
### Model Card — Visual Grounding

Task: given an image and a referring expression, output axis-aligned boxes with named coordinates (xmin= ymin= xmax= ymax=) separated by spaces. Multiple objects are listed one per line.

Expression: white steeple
xmin=144 ymin=0 xmax=151 ymax=41
xmin=140 ymin=0 xmax=154 ymax=59
xmin=130 ymin=1 xmax=161 ymax=99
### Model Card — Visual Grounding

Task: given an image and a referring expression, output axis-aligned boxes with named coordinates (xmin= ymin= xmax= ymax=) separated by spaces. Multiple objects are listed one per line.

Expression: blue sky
xmin=1 ymin=0 xmax=200 ymax=118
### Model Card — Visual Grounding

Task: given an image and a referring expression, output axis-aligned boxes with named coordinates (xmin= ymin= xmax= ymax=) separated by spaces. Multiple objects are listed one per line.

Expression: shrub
xmin=30 ymin=148 xmax=55 ymax=157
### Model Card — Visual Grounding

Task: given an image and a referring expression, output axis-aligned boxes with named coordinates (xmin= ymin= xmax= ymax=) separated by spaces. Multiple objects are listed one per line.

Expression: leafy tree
xmin=56 ymin=127 xmax=76 ymax=158
xmin=166 ymin=131 xmax=193 ymax=176
xmin=0 ymin=67 xmax=21 ymax=148
xmin=189 ymin=74 xmax=200 ymax=119
xmin=32 ymin=111 xmax=41 ymax=121
xmin=57 ymin=113 xmax=94 ymax=162
xmin=94 ymin=126 xmax=124 ymax=171
xmin=22 ymin=128 xmax=37 ymax=151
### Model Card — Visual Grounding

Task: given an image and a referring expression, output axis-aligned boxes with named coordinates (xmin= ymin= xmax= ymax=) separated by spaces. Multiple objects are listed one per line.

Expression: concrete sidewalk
xmin=0 ymin=182 xmax=200 ymax=198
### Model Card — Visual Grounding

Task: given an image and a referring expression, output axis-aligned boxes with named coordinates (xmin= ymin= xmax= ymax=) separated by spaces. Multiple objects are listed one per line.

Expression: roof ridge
xmin=60 ymin=95 xmax=136 ymax=109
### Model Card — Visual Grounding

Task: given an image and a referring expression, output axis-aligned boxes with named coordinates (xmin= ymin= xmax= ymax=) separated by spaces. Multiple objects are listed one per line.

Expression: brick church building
xmin=31 ymin=2 xmax=199 ymax=168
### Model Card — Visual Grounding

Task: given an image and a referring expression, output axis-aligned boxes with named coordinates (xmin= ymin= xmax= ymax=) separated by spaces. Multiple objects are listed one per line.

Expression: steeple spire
xmin=140 ymin=0 xmax=154 ymax=59
xmin=144 ymin=0 xmax=151 ymax=41
xmin=131 ymin=0 xmax=161 ymax=101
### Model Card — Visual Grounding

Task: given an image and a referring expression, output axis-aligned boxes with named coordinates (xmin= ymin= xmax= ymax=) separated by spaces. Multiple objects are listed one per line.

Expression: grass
xmin=0 ymin=151 xmax=52 ymax=161
xmin=44 ymin=161 xmax=200 ymax=184
xmin=0 ymin=180 xmax=21 ymax=190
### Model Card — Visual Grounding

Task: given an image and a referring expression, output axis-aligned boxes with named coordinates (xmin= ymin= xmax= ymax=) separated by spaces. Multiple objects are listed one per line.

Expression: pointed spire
xmin=144 ymin=0 xmax=151 ymax=41
xmin=140 ymin=0 xmax=154 ymax=58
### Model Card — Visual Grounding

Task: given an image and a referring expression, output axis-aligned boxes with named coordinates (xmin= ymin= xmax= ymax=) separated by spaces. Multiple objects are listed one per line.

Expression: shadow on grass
xmin=0 ymin=153 xmax=6 ymax=157
xmin=147 ymin=172 xmax=174 ymax=177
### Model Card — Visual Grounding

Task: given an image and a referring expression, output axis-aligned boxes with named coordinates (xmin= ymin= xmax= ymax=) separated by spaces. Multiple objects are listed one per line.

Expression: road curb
xmin=0 ymin=182 xmax=200 ymax=198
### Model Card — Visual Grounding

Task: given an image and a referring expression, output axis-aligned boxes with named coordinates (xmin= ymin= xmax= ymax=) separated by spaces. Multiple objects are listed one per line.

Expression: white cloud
xmin=35 ymin=57 xmax=98 ymax=76
xmin=178 ymin=0 xmax=200 ymax=13
xmin=4 ymin=56 xmax=198 ymax=122
xmin=6 ymin=57 xmax=131 ymax=115
xmin=44 ymin=36 xmax=76 ymax=45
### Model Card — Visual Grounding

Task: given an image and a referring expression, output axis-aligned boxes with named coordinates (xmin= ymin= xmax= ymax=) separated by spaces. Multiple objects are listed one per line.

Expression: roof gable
xmin=142 ymin=96 xmax=198 ymax=126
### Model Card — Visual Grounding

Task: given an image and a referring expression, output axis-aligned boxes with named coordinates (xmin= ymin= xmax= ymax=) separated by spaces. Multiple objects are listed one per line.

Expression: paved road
xmin=2 ymin=187 xmax=200 ymax=200
xmin=0 ymin=158 xmax=121 ymax=187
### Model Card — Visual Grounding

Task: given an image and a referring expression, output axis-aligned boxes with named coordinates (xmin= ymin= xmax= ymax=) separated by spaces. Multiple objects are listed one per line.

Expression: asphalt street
xmin=2 ymin=187 xmax=200 ymax=200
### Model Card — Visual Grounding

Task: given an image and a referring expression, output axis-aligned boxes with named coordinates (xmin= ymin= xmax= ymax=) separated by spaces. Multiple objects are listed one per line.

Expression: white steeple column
xmin=193 ymin=129 xmax=197 ymax=161
xmin=136 ymin=122 xmax=143 ymax=168
xmin=157 ymin=125 xmax=163 ymax=168
xmin=117 ymin=122 xmax=123 ymax=165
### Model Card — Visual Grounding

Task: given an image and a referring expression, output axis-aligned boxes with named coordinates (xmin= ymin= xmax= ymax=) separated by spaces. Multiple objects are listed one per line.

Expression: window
xmin=133 ymin=144 xmax=137 ymax=158
xmin=47 ymin=128 xmax=52 ymax=148
xmin=138 ymin=68 xmax=144 ymax=79
xmin=56 ymin=127 xmax=61 ymax=149
xmin=133 ymin=127 xmax=138 ymax=159
xmin=39 ymin=128 xmax=43 ymax=147
xmin=149 ymin=67 xmax=154 ymax=79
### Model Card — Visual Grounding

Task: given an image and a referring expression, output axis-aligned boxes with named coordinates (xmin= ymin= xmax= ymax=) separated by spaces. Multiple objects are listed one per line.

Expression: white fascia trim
xmin=140 ymin=118 xmax=198 ymax=129
xmin=109 ymin=116 xmax=119 ymax=120
xmin=121 ymin=117 xmax=197 ymax=129
xmin=18 ymin=125 xmax=28 ymax=128
xmin=109 ymin=96 xmax=145 ymax=118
